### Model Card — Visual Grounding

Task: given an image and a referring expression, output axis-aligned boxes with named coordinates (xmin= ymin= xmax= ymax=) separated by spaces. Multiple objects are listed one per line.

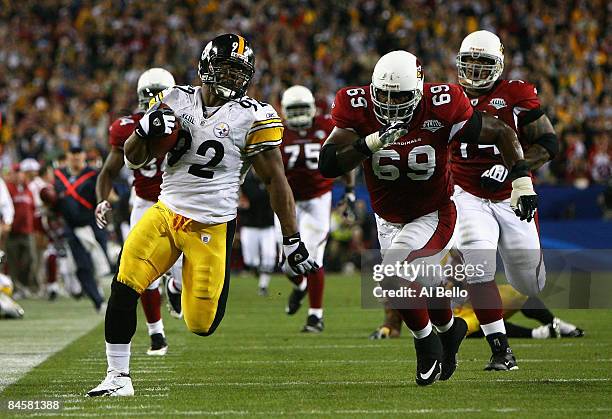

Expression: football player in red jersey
xmin=279 ymin=85 xmax=355 ymax=333
xmin=95 ymin=68 xmax=182 ymax=356
xmin=319 ymin=50 xmax=537 ymax=386
xmin=450 ymin=30 xmax=558 ymax=371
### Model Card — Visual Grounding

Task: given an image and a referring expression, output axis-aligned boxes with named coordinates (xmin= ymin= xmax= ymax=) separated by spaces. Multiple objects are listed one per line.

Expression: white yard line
xmin=0 ymin=297 xmax=104 ymax=392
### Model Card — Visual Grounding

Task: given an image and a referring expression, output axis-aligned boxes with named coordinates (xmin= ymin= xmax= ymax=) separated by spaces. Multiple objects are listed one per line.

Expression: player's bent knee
xmin=184 ymin=313 xmax=223 ymax=337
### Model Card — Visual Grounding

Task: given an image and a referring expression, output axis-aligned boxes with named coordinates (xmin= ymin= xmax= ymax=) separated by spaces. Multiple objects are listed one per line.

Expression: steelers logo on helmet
xmin=198 ymin=33 xmax=255 ymax=100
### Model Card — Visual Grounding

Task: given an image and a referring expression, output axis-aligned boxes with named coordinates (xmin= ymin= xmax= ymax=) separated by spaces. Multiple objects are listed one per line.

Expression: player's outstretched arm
xmin=252 ymin=147 xmax=318 ymax=276
xmin=319 ymin=124 xmax=408 ymax=178
xmin=521 ymin=114 xmax=558 ymax=171
xmin=96 ymin=146 xmax=124 ymax=203
xmin=95 ymin=146 xmax=125 ymax=228
xmin=475 ymin=112 xmax=537 ymax=221
xmin=251 ymin=147 xmax=298 ymax=236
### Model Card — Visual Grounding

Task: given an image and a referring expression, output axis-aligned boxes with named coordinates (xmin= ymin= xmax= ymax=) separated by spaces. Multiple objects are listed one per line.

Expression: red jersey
xmin=7 ymin=182 xmax=35 ymax=234
xmin=108 ymin=112 xmax=163 ymax=202
xmin=332 ymin=83 xmax=473 ymax=223
xmin=281 ymin=115 xmax=335 ymax=201
xmin=450 ymin=80 xmax=541 ymax=200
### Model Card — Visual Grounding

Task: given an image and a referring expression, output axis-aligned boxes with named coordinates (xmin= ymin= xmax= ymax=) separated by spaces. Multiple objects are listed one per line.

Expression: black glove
xmin=509 ymin=160 xmax=538 ymax=222
xmin=281 ymin=233 xmax=319 ymax=276
xmin=134 ymin=102 xmax=176 ymax=139
xmin=480 ymin=164 xmax=509 ymax=192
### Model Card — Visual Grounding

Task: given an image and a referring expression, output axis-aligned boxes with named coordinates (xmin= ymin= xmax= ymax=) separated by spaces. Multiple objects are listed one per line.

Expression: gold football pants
xmin=117 ymin=201 xmax=236 ymax=335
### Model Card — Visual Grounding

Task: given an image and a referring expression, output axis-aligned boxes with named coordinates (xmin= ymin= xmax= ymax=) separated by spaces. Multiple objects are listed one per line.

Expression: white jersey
xmin=156 ymin=85 xmax=283 ymax=224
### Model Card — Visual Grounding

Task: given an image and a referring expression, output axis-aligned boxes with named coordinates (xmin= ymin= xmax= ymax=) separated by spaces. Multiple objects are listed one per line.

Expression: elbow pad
xmin=318 ymin=143 xmax=344 ymax=178
xmin=124 ymin=153 xmax=148 ymax=170
xmin=534 ymin=132 xmax=558 ymax=160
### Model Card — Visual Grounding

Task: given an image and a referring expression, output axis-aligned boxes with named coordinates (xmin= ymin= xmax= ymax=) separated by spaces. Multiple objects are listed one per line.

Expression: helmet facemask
xmin=456 ymin=53 xmax=503 ymax=90
xmin=370 ymin=84 xmax=422 ymax=125
xmin=199 ymin=56 xmax=254 ymax=100
xmin=283 ymin=103 xmax=315 ymax=130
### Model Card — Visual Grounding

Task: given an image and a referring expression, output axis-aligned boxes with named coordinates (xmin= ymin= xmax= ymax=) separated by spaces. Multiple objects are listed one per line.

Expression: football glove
xmin=134 ymin=102 xmax=176 ymax=139
xmin=339 ymin=186 xmax=357 ymax=221
xmin=480 ymin=164 xmax=509 ymax=192
xmin=282 ymin=233 xmax=319 ymax=277
xmin=509 ymin=160 xmax=538 ymax=222
xmin=364 ymin=121 xmax=409 ymax=153
xmin=94 ymin=200 xmax=112 ymax=229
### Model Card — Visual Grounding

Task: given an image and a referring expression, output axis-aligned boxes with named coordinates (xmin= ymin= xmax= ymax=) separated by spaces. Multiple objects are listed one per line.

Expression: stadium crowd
xmin=0 ymin=0 xmax=609 ymax=182
xmin=0 ymin=0 xmax=609 ymax=300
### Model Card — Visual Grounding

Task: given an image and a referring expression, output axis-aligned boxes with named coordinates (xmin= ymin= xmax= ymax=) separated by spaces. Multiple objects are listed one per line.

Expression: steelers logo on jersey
xmin=214 ymin=122 xmax=230 ymax=138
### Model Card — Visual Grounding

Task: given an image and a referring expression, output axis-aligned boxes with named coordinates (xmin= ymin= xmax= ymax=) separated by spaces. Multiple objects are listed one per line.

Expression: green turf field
xmin=1 ymin=274 xmax=611 ymax=418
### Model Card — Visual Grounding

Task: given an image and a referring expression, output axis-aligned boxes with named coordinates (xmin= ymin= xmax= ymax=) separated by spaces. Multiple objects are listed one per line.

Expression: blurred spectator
xmin=589 ymin=132 xmax=611 ymax=183
xmin=5 ymin=164 xmax=37 ymax=296
xmin=0 ymin=173 xmax=14 ymax=241
xmin=52 ymin=146 xmax=109 ymax=311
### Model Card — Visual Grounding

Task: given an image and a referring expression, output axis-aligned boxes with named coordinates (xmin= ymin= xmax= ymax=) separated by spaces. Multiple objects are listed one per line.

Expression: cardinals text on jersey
xmin=109 ymin=112 xmax=163 ymax=202
xmin=154 ymin=85 xmax=283 ymax=224
xmin=331 ymin=83 xmax=473 ymax=223
xmin=450 ymin=80 xmax=541 ymax=200
xmin=282 ymin=115 xmax=335 ymax=201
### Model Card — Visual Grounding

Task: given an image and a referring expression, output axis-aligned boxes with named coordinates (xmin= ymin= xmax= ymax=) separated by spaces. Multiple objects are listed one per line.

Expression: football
xmin=39 ymin=186 xmax=58 ymax=206
xmin=147 ymin=102 xmax=180 ymax=159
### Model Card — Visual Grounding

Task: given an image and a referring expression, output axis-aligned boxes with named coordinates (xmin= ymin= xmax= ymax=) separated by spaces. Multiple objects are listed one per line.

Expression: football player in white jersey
xmin=87 ymin=34 xmax=318 ymax=397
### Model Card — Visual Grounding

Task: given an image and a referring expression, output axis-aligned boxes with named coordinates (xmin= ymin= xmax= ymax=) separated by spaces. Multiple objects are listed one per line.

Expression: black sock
xmin=105 ymin=279 xmax=140 ymax=344
xmin=521 ymin=297 xmax=554 ymax=325
xmin=504 ymin=322 xmax=534 ymax=339
xmin=486 ymin=332 xmax=509 ymax=354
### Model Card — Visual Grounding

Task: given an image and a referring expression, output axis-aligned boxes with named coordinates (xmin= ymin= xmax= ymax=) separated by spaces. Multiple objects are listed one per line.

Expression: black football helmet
xmin=198 ymin=33 xmax=255 ymax=100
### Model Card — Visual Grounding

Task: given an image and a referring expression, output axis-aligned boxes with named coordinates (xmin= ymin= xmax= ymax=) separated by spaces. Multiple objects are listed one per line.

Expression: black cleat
xmin=258 ymin=287 xmax=269 ymax=297
xmin=484 ymin=347 xmax=519 ymax=371
xmin=164 ymin=276 xmax=182 ymax=319
xmin=301 ymin=315 xmax=324 ymax=333
xmin=147 ymin=333 xmax=168 ymax=356
xmin=438 ymin=317 xmax=468 ymax=380
xmin=286 ymin=287 xmax=307 ymax=315
xmin=414 ymin=332 xmax=443 ymax=386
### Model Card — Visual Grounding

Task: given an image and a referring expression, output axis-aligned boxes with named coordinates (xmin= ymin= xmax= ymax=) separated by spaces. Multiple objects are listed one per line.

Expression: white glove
xmin=364 ymin=121 xmax=408 ymax=153
xmin=95 ymin=200 xmax=112 ymax=229
xmin=510 ymin=177 xmax=538 ymax=222
xmin=134 ymin=102 xmax=176 ymax=139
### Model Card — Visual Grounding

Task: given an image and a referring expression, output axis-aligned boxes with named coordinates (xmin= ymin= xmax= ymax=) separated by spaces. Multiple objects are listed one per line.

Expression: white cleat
xmin=86 ymin=370 xmax=134 ymax=397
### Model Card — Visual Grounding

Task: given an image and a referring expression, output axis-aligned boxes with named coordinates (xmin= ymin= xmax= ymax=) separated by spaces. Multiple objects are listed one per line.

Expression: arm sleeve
xmin=0 ymin=179 xmax=15 ymax=225
xmin=244 ymin=104 xmax=284 ymax=157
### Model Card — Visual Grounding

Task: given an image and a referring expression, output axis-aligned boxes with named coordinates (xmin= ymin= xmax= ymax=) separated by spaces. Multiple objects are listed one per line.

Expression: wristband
xmin=509 ymin=160 xmax=530 ymax=180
